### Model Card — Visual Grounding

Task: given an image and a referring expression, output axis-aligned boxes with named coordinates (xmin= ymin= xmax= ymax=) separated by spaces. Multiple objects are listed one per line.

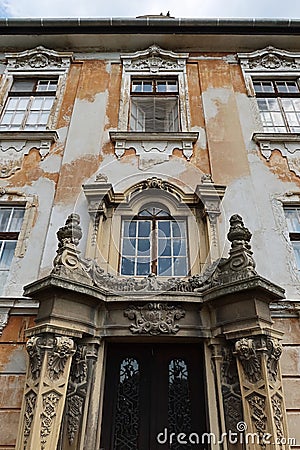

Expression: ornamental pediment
xmin=121 ymin=44 xmax=188 ymax=73
xmin=5 ymin=46 xmax=73 ymax=72
xmin=238 ymin=46 xmax=300 ymax=71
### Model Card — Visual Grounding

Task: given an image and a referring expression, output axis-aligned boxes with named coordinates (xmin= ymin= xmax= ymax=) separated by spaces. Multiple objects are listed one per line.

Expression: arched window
xmin=120 ymin=205 xmax=188 ymax=276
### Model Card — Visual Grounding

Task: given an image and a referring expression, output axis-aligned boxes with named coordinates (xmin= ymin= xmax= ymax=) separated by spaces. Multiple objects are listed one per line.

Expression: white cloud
xmin=1 ymin=0 xmax=300 ymax=18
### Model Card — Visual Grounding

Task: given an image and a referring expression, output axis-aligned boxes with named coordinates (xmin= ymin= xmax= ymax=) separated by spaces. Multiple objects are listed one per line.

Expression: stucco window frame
xmin=0 ymin=46 xmax=73 ymax=132
xmin=238 ymin=47 xmax=300 ymax=165
xmin=110 ymin=45 xmax=199 ymax=162
xmin=0 ymin=46 xmax=72 ymax=178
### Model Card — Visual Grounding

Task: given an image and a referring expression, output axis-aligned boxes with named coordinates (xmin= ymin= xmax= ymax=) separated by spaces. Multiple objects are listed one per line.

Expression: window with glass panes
xmin=253 ymin=80 xmax=300 ymax=133
xmin=129 ymin=79 xmax=179 ymax=132
xmin=0 ymin=206 xmax=25 ymax=294
xmin=284 ymin=207 xmax=300 ymax=269
xmin=120 ymin=206 xmax=188 ymax=276
xmin=0 ymin=78 xmax=58 ymax=131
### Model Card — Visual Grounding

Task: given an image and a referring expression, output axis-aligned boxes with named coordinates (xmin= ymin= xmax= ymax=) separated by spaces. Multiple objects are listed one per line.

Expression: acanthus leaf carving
xmin=47 ymin=336 xmax=75 ymax=381
xmin=124 ymin=303 xmax=185 ymax=335
xmin=235 ymin=338 xmax=262 ymax=383
xmin=26 ymin=336 xmax=45 ymax=381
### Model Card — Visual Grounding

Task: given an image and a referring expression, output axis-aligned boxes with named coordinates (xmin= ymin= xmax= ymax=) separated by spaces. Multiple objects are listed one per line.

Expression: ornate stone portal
xmin=16 ymin=213 xmax=289 ymax=450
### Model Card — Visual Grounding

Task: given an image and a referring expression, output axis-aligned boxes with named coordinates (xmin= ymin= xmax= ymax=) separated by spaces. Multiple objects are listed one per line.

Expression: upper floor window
xmin=109 ymin=45 xmax=200 ymax=162
xmin=130 ymin=78 xmax=179 ymax=132
xmin=0 ymin=77 xmax=58 ymax=131
xmin=284 ymin=206 xmax=300 ymax=269
xmin=253 ymin=80 xmax=300 ymax=133
xmin=0 ymin=206 xmax=25 ymax=293
xmin=120 ymin=206 xmax=188 ymax=277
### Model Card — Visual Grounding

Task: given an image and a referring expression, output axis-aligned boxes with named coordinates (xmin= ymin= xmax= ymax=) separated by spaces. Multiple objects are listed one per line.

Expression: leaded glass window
xmin=253 ymin=80 xmax=300 ymax=133
xmin=120 ymin=206 xmax=188 ymax=276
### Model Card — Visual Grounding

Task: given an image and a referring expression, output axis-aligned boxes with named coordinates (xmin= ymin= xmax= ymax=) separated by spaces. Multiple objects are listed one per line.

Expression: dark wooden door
xmin=100 ymin=343 xmax=206 ymax=450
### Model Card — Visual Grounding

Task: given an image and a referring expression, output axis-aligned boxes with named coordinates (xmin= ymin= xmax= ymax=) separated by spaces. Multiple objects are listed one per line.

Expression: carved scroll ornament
xmin=52 ymin=213 xmax=261 ymax=294
xmin=124 ymin=303 xmax=185 ymax=335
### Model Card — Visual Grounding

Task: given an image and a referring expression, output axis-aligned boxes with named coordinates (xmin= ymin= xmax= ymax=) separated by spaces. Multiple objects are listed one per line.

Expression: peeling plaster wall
xmin=2 ymin=46 xmax=300 ymax=448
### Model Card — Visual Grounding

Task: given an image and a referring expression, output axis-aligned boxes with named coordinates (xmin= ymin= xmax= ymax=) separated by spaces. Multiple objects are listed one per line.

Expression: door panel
xmin=100 ymin=343 xmax=206 ymax=450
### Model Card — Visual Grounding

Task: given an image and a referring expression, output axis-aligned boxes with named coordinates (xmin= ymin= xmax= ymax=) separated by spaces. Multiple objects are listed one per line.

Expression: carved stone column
xmin=58 ymin=339 xmax=101 ymax=450
xmin=210 ymin=340 xmax=244 ymax=450
xmin=15 ymin=333 xmax=75 ymax=450
xmin=221 ymin=344 xmax=244 ymax=446
xmin=234 ymin=336 xmax=289 ymax=450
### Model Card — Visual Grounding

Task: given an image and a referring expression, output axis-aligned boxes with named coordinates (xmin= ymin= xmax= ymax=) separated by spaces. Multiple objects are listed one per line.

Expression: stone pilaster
xmin=16 ymin=333 xmax=75 ymax=450
xmin=210 ymin=340 xmax=244 ymax=450
xmin=58 ymin=339 xmax=100 ymax=450
xmin=234 ymin=336 xmax=289 ymax=450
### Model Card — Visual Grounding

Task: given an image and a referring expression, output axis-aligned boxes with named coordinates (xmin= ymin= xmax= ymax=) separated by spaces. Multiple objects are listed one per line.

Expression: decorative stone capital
xmin=0 ymin=308 xmax=10 ymax=336
xmin=47 ymin=336 xmax=75 ymax=381
xmin=17 ymin=332 xmax=75 ymax=450
xmin=234 ymin=338 xmax=262 ymax=384
xmin=233 ymin=334 xmax=288 ymax=450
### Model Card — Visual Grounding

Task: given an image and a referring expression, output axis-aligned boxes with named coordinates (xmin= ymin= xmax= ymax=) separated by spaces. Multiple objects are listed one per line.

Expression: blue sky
xmin=0 ymin=0 xmax=300 ymax=18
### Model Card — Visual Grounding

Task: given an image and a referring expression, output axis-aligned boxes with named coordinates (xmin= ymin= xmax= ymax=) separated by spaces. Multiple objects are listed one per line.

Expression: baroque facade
xmin=0 ymin=16 xmax=300 ymax=450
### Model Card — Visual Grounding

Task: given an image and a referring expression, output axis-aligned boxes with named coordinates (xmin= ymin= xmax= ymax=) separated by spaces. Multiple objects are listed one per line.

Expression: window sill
xmin=0 ymin=130 xmax=58 ymax=178
xmin=253 ymin=132 xmax=300 ymax=160
xmin=253 ymin=132 xmax=300 ymax=177
xmin=110 ymin=131 xmax=199 ymax=162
